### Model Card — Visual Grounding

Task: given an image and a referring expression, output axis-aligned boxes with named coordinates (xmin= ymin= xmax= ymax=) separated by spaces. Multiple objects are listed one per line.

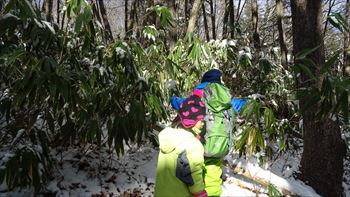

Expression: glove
xmin=194 ymin=191 xmax=208 ymax=197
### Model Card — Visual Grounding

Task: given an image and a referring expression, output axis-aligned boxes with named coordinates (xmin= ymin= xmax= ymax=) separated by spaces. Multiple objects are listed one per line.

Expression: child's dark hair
xmin=171 ymin=115 xmax=186 ymax=129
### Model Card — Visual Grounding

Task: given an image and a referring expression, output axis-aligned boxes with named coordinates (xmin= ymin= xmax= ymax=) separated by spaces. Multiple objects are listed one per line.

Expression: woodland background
xmin=0 ymin=0 xmax=349 ymax=196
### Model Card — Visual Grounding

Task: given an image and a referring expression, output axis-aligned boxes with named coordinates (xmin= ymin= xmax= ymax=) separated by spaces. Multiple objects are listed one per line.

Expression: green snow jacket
xmin=154 ymin=127 xmax=205 ymax=197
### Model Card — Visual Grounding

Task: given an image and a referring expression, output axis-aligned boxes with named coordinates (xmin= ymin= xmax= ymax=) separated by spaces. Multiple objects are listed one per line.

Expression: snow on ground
xmin=0 ymin=140 xmax=349 ymax=197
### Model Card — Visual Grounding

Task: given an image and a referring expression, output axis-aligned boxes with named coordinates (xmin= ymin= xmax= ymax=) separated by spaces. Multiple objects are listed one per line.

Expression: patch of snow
xmin=115 ymin=47 xmax=125 ymax=59
xmin=1 ymin=136 xmax=349 ymax=196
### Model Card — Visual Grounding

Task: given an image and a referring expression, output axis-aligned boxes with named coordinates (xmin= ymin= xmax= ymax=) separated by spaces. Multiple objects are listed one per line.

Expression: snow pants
xmin=203 ymin=157 xmax=223 ymax=197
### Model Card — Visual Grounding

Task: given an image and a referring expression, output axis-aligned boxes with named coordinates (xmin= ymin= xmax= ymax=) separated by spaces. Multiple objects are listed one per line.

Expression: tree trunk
xmin=236 ymin=0 xmax=241 ymax=21
xmin=185 ymin=0 xmax=190 ymax=20
xmin=344 ymin=0 xmax=350 ymax=76
xmin=276 ymin=0 xmax=287 ymax=68
xmin=222 ymin=0 xmax=229 ymax=38
xmin=43 ymin=0 xmax=53 ymax=22
xmin=290 ymin=1 xmax=343 ymax=196
xmin=143 ymin=0 xmax=159 ymax=28
xmin=227 ymin=159 xmax=319 ymax=196
xmin=167 ymin=0 xmax=178 ymax=49
xmin=202 ymin=1 xmax=210 ymax=41
xmin=127 ymin=0 xmax=137 ymax=37
xmin=91 ymin=1 xmax=102 ymax=25
xmin=187 ymin=0 xmax=202 ymax=34
xmin=56 ymin=0 xmax=60 ymax=24
xmin=0 ymin=0 xmax=4 ymax=13
xmin=209 ymin=0 xmax=216 ymax=39
xmin=229 ymin=0 xmax=235 ymax=39
xmin=236 ymin=0 xmax=246 ymax=23
xmin=251 ymin=0 xmax=260 ymax=50
xmin=61 ymin=10 xmax=66 ymax=30
xmin=125 ymin=0 xmax=128 ymax=35
xmin=97 ymin=0 xmax=113 ymax=41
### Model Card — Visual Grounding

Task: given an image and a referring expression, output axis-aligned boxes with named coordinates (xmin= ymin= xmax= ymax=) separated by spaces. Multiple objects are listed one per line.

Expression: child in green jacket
xmin=155 ymin=95 xmax=208 ymax=197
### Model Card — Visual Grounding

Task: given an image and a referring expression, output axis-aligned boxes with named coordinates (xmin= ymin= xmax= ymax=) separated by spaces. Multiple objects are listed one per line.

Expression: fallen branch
xmin=226 ymin=158 xmax=320 ymax=197
xmin=224 ymin=176 xmax=267 ymax=195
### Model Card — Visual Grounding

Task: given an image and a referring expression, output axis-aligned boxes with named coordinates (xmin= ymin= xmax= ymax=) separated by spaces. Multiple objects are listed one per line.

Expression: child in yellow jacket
xmin=155 ymin=95 xmax=208 ymax=197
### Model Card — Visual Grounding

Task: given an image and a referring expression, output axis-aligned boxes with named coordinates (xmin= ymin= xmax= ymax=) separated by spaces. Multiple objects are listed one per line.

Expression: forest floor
xmin=0 ymin=138 xmax=349 ymax=197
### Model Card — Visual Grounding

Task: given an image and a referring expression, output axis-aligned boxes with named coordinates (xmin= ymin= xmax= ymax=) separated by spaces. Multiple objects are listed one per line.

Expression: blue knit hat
xmin=201 ymin=69 xmax=222 ymax=84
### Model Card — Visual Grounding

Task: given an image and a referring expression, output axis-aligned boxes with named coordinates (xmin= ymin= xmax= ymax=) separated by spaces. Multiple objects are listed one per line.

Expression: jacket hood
xmin=158 ymin=127 xmax=193 ymax=154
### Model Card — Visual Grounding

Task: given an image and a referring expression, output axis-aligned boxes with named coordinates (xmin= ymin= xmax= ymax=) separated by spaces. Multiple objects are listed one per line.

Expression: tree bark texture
xmin=290 ymin=1 xmax=343 ymax=196
xmin=167 ymin=0 xmax=178 ymax=49
xmin=229 ymin=0 xmax=235 ymax=38
xmin=222 ymin=0 xmax=229 ymax=38
xmin=0 ymin=0 xmax=4 ymax=13
xmin=56 ymin=0 xmax=60 ymax=24
xmin=209 ymin=0 xmax=216 ymax=39
xmin=125 ymin=0 xmax=128 ymax=34
xmin=276 ymin=0 xmax=287 ymax=68
xmin=91 ymin=1 xmax=102 ymax=25
xmin=251 ymin=0 xmax=260 ymax=50
xmin=127 ymin=0 xmax=137 ymax=36
xmin=43 ymin=0 xmax=53 ymax=22
xmin=187 ymin=0 xmax=202 ymax=34
xmin=202 ymin=1 xmax=210 ymax=41
xmin=97 ymin=0 xmax=113 ymax=41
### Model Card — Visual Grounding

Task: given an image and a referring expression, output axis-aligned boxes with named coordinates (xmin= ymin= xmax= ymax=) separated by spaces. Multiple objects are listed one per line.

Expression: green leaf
xmin=294 ymin=64 xmax=316 ymax=80
xmin=235 ymin=126 xmax=251 ymax=151
xmin=256 ymin=129 xmax=265 ymax=150
xmin=21 ymin=0 xmax=36 ymax=19
xmin=333 ymin=90 xmax=349 ymax=122
xmin=240 ymin=100 xmax=260 ymax=121
xmin=328 ymin=14 xmax=344 ymax=33
xmin=334 ymin=13 xmax=348 ymax=27
xmin=46 ymin=111 xmax=55 ymax=132
xmin=296 ymin=46 xmax=321 ymax=60
xmin=341 ymin=91 xmax=349 ymax=125
xmin=264 ymin=107 xmax=275 ymax=134
xmin=268 ymin=183 xmax=282 ymax=197
xmin=0 ymin=13 xmax=20 ymax=36
xmin=143 ymin=25 xmax=159 ymax=41
xmin=321 ymin=51 xmax=339 ymax=74
xmin=248 ymin=126 xmax=257 ymax=153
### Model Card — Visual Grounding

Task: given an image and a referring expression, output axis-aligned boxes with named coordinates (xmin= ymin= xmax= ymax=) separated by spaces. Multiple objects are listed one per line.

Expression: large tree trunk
xmin=251 ymin=0 xmax=260 ymax=50
xmin=276 ymin=0 xmax=287 ymax=68
xmin=187 ymin=0 xmax=202 ymax=34
xmin=344 ymin=0 xmax=350 ymax=76
xmin=290 ymin=1 xmax=343 ymax=196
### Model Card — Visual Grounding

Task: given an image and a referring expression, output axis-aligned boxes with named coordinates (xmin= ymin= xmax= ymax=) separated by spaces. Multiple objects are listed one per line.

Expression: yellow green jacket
xmin=154 ymin=127 xmax=205 ymax=197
